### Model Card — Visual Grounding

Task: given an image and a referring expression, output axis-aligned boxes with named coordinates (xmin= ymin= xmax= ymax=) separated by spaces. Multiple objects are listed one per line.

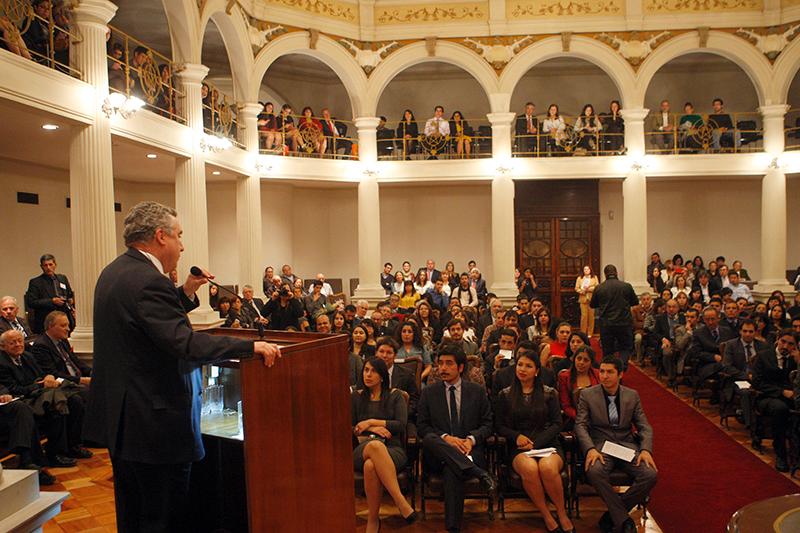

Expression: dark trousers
xmin=65 ymin=392 xmax=86 ymax=450
xmin=0 ymin=400 xmax=44 ymax=464
xmin=585 ymin=452 xmax=658 ymax=529
xmin=599 ymin=326 xmax=634 ymax=368
xmin=758 ymin=397 xmax=792 ymax=459
xmin=35 ymin=409 xmax=68 ymax=459
xmin=111 ymin=456 xmax=193 ymax=533
xmin=422 ymin=434 xmax=487 ymax=532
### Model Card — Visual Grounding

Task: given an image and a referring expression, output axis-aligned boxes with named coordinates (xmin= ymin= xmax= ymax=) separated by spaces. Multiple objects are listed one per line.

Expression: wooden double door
xmin=514 ymin=181 xmax=600 ymax=326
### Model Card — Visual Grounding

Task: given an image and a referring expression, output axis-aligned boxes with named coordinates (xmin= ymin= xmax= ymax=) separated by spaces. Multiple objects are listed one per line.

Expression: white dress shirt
xmin=424 ymin=117 xmax=450 ymax=136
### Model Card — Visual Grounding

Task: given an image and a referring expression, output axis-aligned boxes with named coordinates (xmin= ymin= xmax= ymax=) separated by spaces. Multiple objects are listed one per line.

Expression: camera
xmin=279 ymin=287 xmax=291 ymax=298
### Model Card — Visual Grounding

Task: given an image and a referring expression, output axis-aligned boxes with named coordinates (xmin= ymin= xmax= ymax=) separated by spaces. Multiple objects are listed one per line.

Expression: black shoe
xmin=67 ymin=446 xmax=93 ymax=459
xmin=619 ymin=518 xmax=636 ymax=533
xmin=49 ymin=455 xmax=77 ymax=468
xmin=477 ymin=472 xmax=497 ymax=498
xmin=546 ymin=523 xmax=564 ymax=533
xmin=598 ymin=511 xmax=613 ymax=533
xmin=402 ymin=510 xmax=418 ymax=524
xmin=776 ymin=457 xmax=789 ymax=472
xmin=38 ymin=469 xmax=57 ymax=486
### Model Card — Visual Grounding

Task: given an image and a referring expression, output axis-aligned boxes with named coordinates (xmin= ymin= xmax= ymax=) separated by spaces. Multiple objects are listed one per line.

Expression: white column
xmin=352 ymin=117 xmax=386 ymax=301
xmin=620 ymin=107 xmax=649 ymax=157
xmin=174 ymin=63 xmax=219 ymax=324
xmin=487 ymin=112 xmax=516 ymax=160
xmin=755 ymin=104 xmax=793 ymax=293
xmin=67 ymin=0 xmax=118 ymax=353
xmin=622 ymin=169 xmax=650 ymax=294
xmin=236 ymin=102 xmax=264 ymax=292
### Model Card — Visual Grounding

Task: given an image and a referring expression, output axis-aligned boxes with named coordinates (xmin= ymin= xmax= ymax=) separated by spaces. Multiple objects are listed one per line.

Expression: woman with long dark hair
xmin=396 ymin=109 xmax=418 ymax=159
xmin=351 ymin=324 xmax=376 ymax=359
xmin=352 ymin=358 xmax=416 ymax=531
xmin=527 ymin=306 xmax=553 ymax=343
xmin=494 ymin=350 xmax=572 ymax=533
xmin=557 ymin=346 xmax=600 ymax=429
xmin=395 ymin=321 xmax=432 ymax=381
xmin=413 ymin=299 xmax=442 ymax=346
xmin=449 ymin=110 xmax=473 ymax=158
xmin=399 ymin=280 xmax=420 ymax=310
xmin=649 ymin=266 xmax=666 ymax=294
xmin=331 ymin=309 xmax=349 ymax=333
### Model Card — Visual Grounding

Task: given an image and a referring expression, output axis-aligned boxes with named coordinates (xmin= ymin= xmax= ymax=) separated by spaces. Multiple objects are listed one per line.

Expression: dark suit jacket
xmin=575 ymin=384 xmax=654 ymax=455
xmin=722 ymin=338 xmax=768 ymax=375
xmin=752 ymin=348 xmax=798 ymax=399
xmin=244 ymin=298 xmax=264 ymax=314
xmin=31 ymin=334 xmax=91 ymax=384
xmin=721 ymin=317 xmax=741 ymax=335
xmin=25 ymin=273 xmax=75 ymax=333
xmin=692 ymin=279 xmax=721 ymax=298
xmin=417 ymin=380 xmax=493 ymax=449
xmin=472 ymin=279 xmax=487 ymax=301
xmin=390 ymin=364 xmax=419 ymax=417
xmin=491 ymin=363 xmax=555 ymax=398
xmin=0 ymin=350 xmax=45 ymax=398
xmin=653 ymin=313 xmax=685 ymax=344
xmin=0 ymin=316 xmax=33 ymax=339
xmin=84 ymin=248 xmax=255 ymax=464
xmin=425 ymin=269 xmax=442 ymax=284
xmin=688 ymin=324 xmax=735 ymax=366
xmin=515 ymin=114 xmax=540 ymax=136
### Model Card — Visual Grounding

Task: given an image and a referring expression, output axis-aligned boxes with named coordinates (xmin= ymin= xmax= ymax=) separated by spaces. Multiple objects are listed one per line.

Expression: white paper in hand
xmin=499 ymin=349 xmax=513 ymax=360
xmin=734 ymin=381 xmax=751 ymax=390
xmin=523 ymin=447 xmax=557 ymax=458
xmin=601 ymin=441 xmax=636 ymax=462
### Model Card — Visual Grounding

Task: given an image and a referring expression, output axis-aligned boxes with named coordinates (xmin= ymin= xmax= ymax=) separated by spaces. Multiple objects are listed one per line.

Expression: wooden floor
xmin=35 ymin=359 xmax=799 ymax=532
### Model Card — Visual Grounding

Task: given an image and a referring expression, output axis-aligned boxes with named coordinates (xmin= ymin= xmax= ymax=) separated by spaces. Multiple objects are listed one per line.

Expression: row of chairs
xmin=354 ymin=357 xmax=648 ymax=523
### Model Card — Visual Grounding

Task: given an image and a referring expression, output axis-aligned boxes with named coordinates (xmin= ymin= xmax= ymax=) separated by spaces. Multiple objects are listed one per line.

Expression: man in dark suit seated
xmin=25 ymin=253 xmax=75 ymax=334
xmin=652 ymin=299 xmax=685 ymax=384
xmin=708 ymin=98 xmax=737 ymax=151
xmin=241 ymin=285 xmax=265 ymax=315
xmin=752 ymin=330 xmax=799 ymax=472
xmin=0 ymin=330 xmax=80 ymax=468
xmin=692 ymin=271 xmax=720 ymax=303
xmin=0 ymin=296 xmax=34 ymax=340
xmin=576 ymin=356 xmax=657 ymax=533
xmin=720 ymin=319 xmax=768 ymax=427
xmin=417 ymin=343 xmax=496 ymax=533
xmin=375 ymin=337 xmax=419 ymax=418
xmin=376 ymin=116 xmax=395 ymax=158
xmin=721 ymin=300 xmax=742 ymax=336
xmin=515 ymin=102 xmax=540 ymax=156
xmin=688 ymin=307 xmax=735 ymax=391
xmin=31 ymin=311 xmax=92 ymax=387
xmin=0 ymin=379 xmax=56 ymax=485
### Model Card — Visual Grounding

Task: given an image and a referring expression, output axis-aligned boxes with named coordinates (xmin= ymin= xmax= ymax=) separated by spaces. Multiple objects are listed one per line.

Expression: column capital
xmin=354 ymin=116 xmax=381 ymax=131
xmin=486 ymin=112 xmax=516 ymax=127
xmin=175 ymin=64 xmax=210 ymax=86
xmin=72 ymin=0 xmax=118 ymax=26
xmin=620 ymin=108 xmax=650 ymax=122
xmin=239 ymin=102 xmax=264 ymax=123
xmin=758 ymin=104 xmax=790 ymax=120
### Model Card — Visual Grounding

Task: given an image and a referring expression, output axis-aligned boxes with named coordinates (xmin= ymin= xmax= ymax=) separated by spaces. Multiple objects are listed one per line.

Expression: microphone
xmin=190 ymin=266 xmax=239 ymax=299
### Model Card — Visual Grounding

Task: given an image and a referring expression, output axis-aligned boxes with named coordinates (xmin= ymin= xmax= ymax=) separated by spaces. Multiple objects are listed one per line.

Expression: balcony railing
xmin=376 ymin=118 xmax=492 ymax=161
xmin=785 ymin=108 xmax=800 ymax=151
xmin=0 ymin=0 xmax=80 ymax=78
xmin=258 ymin=113 xmax=358 ymax=160
xmin=201 ymin=82 xmax=244 ymax=149
xmin=644 ymin=112 xmax=762 ymax=155
xmin=107 ymin=26 xmax=185 ymax=124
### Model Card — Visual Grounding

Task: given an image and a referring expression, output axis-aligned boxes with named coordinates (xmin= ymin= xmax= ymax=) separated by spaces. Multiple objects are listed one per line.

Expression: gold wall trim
xmin=375 ymin=3 xmax=488 ymax=25
xmin=644 ymin=0 xmax=762 ymax=13
xmin=256 ymin=0 xmax=358 ymax=22
xmin=508 ymin=0 xmax=623 ymax=18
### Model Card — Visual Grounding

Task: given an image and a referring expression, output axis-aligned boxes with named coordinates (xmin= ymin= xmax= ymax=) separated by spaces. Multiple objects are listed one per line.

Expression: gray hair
xmin=0 ymin=296 xmax=18 ymax=307
xmin=243 ymin=285 xmax=253 ymax=291
xmin=0 ymin=329 xmax=23 ymax=346
xmin=123 ymin=201 xmax=178 ymax=246
xmin=44 ymin=310 xmax=68 ymax=330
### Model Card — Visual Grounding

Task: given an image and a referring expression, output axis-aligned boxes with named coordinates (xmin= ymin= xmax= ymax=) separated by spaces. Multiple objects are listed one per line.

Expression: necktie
xmin=11 ymin=320 xmax=25 ymax=338
xmin=527 ymin=116 xmax=533 ymax=133
xmin=57 ymin=342 xmax=80 ymax=377
xmin=745 ymin=344 xmax=753 ymax=362
xmin=712 ymin=329 xmax=720 ymax=343
xmin=449 ymin=385 xmax=460 ymax=435
xmin=608 ymin=396 xmax=619 ymax=426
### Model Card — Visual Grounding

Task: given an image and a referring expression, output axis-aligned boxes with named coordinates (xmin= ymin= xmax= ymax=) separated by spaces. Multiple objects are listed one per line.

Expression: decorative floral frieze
xmin=462 ymin=36 xmax=534 ymax=70
xmin=735 ymin=25 xmax=800 ymax=60
xmin=339 ymin=40 xmax=402 ymax=74
xmin=596 ymin=31 xmax=671 ymax=66
xmin=238 ymin=0 xmax=358 ymax=23
xmin=375 ymin=4 xmax=488 ymax=25
xmin=508 ymin=0 xmax=622 ymax=18
xmin=644 ymin=0 xmax=762 ymax=13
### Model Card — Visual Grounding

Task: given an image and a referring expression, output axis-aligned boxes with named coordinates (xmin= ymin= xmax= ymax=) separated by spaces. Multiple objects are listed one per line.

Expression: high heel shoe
xmin=546 ymin=524 xmax=563 ymax=533
xmin=402 ymin=510 xmax=418 ymax=524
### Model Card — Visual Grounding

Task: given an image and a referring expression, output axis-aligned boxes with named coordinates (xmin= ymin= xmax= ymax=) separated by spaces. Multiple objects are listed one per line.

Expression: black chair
xmin=353 ymin=389 xmax=417 ymax=511
xmin=497 ymin=432 xmax=574 ymax=519
xmin=736 ymin=120 xmax=762 ymax=147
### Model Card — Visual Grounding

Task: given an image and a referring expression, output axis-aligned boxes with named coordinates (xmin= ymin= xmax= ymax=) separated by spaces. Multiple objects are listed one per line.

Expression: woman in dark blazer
xmin=352 ymin=357 xmax=416 ymax=531
xmin=396 ymin=109 xmax=419 ymax=159
xmin=494 ymin=350 xmax=573 ymax=533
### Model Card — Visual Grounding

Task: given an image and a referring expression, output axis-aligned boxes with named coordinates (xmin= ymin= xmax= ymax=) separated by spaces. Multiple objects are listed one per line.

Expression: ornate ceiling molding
xmin=735 ymin=24 xmax=800 ymax=60
xmin=508 ymin=0 xmax=623 ymax=18
xmin=375 ymin=4 xmax=488 ymax=24
xmin=596 ymin=31 xmax=672 ymax=66
xmin=644 ymin=0 xmax=762 ymax=13
xmin=338 ymin=39 xmax=403 ymax=73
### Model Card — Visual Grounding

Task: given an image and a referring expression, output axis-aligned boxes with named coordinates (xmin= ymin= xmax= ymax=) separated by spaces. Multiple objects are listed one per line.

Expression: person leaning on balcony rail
xmin=276 ymin=104 xmax=298 ymax=152
xmin=0 ymin=15 xmax=32 ymax=59
xmin=297 ymin=106 xmax=325 ymax=155
xmin=258 ymin=102 xmax=278 ymax=151
xmin=376 ymin=116 xmax=395 ymax=158
xmin=600 ymin=100 xmax=625 ymax=155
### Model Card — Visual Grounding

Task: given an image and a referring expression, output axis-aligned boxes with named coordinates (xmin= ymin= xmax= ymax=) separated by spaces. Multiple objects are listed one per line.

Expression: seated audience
xmin=414 ymin=300 xmax=443 ymax=347
xmin=484 ymin=328 xmax=519 ymax=385
xmin=395 ymin=321 xmax=432 ymax=381
xmin=576 ymin=356 xmax=658 ymax=533
xmin=276 ymin=104 xmax=297 ymax=151
xmin=601 ymin=100 xmax=625 ymax=154
xmin=574 ymin=104 xmax=602 ymax=153
xmin=352 ymin=357 xmax=416 ymax=532
xmin=452 ymin=273 xmax=479 ymax=308
xmin=217 ymin=296 xmax=231 ymax=319
xmin=652 ymin=299 xmax=685 ymax=384
xmin=688 ymin=306 xmax=735 ymax=388
xmin=752 ymin=330 xmax=800 ymax=472
xmin=258 ymin=102 xmax=278 ymax=151
xmin=424 ymin=105 xmax=450 ymax=137
xmin=515 ymin=102 xmax=540 ymax=156
xmin=417 ymin=343 xmax=496 ymax=533
xmin=540 ymin=322 xmax=572 ymax=370
xmin=426 ymin=279 xmax=450 ymax=312
xmin=542 ymin=104 xmax=566 ymax=155
xmin=647 ymin=99 xmax=675 ymax=152
xmin=399 ymin=281 xmax=421 ymax=311
xmin=303 ymin=280 xmax=328 ymax=320
xmin=241 ymin=285 xmax=265 ymax=315
xmin=470 ymin=269 xmax=488 ymax=302
xmin=558 ymin=346 xmax=600 ymax=429
xmin=224 ymin=296 xmax=253 ymax=329
xmin=731 ymin=260 xmax=750 ymax=281
xmin=708 ymin=98 xmax=737 ymax=151
xmin=31 ymin=311 xmax=91 ymax=387
xmin=0 ymin=378 xmax=54 ymax=484
xmin=527 ymin=306 xmax=554 ymax=343
xmin=381 ymin=263 xmax=394 ymax=295
xmin=0 ymin=330 xmax=87 ymax=467
xmin=0 ymin=295 xmax=33 ymax=339
xmin=678 ymin=102 xmax=704 ymax=151
xmin=376 ymin=116 xmax=394 ymax=157
xmin=351 ymin=324 xmax=376 ymax=360
xmin=261 ymin=283 xmax=304 ymax=330
xmin=396 ymin=109 xmax=419 ymax=159
xmin=632 ymin=292 xmax=653 ymax=362
xmin=727 ymin=271 xmax=753 ymax=303
xmin=518 ymin=268 xmax=538 ymax=300
xmin=495 ymin=348 xmax=574 ymax=533
xmin=449 ymin=111 xmax=473 ymax=158
xmin=415 ymin=270 xmax=434 ymax=296
xmin=375 ymin=338 xmax=418 ymax=418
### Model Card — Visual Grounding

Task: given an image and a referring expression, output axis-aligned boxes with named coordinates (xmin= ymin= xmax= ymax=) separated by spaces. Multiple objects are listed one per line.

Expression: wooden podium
xmin=194 ymin=328 xmax=356 ymax=532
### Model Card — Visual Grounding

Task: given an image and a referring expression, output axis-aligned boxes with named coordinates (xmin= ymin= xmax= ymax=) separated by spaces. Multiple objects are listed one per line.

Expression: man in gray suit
xmin=576 ymin=357 xmax=658 ymax=533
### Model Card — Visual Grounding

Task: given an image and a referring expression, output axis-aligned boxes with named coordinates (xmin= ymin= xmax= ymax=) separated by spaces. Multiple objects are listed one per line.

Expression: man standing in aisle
xmin=25 ymin=254 xmax=75 ymax=334
xmin=591 ymin=265 xmax=639 ymax=369
xmin=84 ymin=202 xmax=281 ymax=532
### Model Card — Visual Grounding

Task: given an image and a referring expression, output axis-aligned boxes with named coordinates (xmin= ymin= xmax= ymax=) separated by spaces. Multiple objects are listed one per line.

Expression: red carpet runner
xmin=622 ymin=365 xmax=798 ymax=532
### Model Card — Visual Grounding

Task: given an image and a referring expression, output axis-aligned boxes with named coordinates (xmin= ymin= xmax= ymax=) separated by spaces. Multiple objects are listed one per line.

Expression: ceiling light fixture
xmin=42 ymin=124 xmax=59 ymax=131
xmin=146 ymin=153 xmax=158 ymax=159
xmin=102 ymin=92 xmax=145 ymax=119
xmin=212 ymin=170 xmax=221 ymax=175
xmin=199 ymin=133 xmax=233 ymax=153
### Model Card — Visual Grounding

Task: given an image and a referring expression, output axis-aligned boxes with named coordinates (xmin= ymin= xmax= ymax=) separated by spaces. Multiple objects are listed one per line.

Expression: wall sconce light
xmin=199 ymin=133 xmax=233 ymax=153
xmin=102 ymin=92 xmax=144 ymax=119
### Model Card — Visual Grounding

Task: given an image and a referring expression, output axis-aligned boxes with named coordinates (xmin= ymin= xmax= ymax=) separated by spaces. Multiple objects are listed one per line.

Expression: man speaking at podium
xmin=84 ymin=201 xmax=281 ymax=532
